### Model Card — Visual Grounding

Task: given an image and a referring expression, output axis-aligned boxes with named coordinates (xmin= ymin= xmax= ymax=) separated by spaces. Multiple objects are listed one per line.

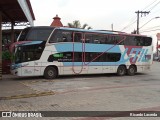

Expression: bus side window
xmin=85 ymin=33 xmax=92 ymax=43
xmin=49 ymin=29 xmax=60 ymax=43
xmin=124 ymin=36 xmax=136 ymax=46
xmin=144 ymin=37 xmax=152 ymax=46
xmin=93 ymin=34 xmax=105 ymax=44
xmin=92 ymin=34 xmax=99 ymax=44
xmin=74 ymin=33 xmax=82 ymax=42
xmin=61 ymin=31 xmax=72 ymax=42
xmin=99 ymin=35 xmax=106 ymax=44
xmin=105 ymin=53 xmax=121 ymax=62
xmin=49 ymin=30 xmax=73 ymax=43
xmin=115 ymin=35 xmax=124 ymax=45
xmin=85 ymin=52 xmax=90 ymax=62
xmin=106 ymin=35 xmax=115 ymax=44
xmin=94 ymin=39 xmax=100 ymax=44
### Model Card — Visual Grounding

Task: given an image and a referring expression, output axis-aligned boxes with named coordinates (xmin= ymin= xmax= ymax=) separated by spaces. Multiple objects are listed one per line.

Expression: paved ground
xmin=0 ymin=62 xmax=160 ymax=120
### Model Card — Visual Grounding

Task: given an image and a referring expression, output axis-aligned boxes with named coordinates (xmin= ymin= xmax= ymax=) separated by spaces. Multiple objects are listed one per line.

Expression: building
xmin=50 ymin=15 xmax=63 ymax=27
xmin=0 ymin=0 xmax=35 ymax=76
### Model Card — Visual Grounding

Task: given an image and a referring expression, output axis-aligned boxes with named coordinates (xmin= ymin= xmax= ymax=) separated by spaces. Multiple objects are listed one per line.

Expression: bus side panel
xmin=138 ymin=46 xmax=152 ymax=72
xmin=20 ymin=62 xmax=35 ymax=76
xmin=40 ymin=62 xmax=63 ymax=76
xmin=40 ymin=45 xmax=63 ymax=76
xmin=119 ymin=45 xmax=152 ymax=73
xmin=63 ymin=62 xmax=88 ymax=75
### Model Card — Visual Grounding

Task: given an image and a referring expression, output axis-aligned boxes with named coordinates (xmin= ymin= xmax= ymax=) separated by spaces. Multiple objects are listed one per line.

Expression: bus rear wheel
xmin=44 ymin=67 xmax=58 ymax=79
xmin=127 ymin=65 xmax=136 ymax=76
xmin=117 ymin=66 xmax=126 ymax=76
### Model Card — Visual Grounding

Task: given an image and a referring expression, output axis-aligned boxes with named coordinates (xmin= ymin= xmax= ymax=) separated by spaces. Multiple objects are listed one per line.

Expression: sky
xmin=30 ymin=0 xmax=160 ymax=52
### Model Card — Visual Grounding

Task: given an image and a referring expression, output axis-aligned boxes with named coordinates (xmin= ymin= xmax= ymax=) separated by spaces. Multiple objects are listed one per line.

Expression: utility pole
xmin=135 ymin=10 xmax=150 ymax=34
xmin=111 ymin=23 xmax=113 ymax=31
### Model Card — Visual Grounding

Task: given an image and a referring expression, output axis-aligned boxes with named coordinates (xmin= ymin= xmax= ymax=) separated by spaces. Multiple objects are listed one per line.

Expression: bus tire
xmin=127 ymin=65 xmax=136 ymax=76
xmin=117 ymin=65 xmax=126 ymax=76
xmin=44 ymin=66 xmax=58 ymax=79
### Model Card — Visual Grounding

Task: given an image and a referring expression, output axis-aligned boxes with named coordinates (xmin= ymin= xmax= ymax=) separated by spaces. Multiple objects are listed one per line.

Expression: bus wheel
xmin=117 ymin=66 xmax=126 ymax=76
xmin=127 ymin=65 xmax=136 ymax=76
xmin=44 ymin=67 xmax=58 ymax=79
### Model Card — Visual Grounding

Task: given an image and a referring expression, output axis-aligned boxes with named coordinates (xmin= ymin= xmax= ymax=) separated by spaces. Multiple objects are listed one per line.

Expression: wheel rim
xmin=119 ymin=68 xmax=124 ymax=75
xmin=48 ymin=70 xmax=54 ymax=77
xmin=130 ymin=67 xmax=134 ymax=73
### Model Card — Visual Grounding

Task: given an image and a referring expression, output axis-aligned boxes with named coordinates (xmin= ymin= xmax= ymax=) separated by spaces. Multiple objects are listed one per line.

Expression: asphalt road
xmin=0 ymin=61 xmax=160 ymax=120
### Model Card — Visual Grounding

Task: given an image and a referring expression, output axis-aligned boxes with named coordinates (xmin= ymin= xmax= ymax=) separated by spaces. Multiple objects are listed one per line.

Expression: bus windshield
xmin=14 ymin=42 xmax=45 ymax=64
xmin=18 ymin=27 xmax=54 ymax=41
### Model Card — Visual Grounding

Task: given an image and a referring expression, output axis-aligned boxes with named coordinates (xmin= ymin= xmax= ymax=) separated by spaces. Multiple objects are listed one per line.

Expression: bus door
xmin=72 ymin=32 xmax=88 ymax=74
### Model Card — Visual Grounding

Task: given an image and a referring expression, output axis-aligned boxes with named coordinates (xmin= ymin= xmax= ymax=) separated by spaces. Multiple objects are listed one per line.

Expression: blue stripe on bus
xmin=54 ymin=43 xmax=121 ymax=53
xmin=63 ymin=61 xmax=126 ymax=66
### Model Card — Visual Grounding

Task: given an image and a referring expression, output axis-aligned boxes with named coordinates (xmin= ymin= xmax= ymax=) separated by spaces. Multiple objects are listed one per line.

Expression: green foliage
xmin=2 ymin=51 xmax=11 ymax=60
xmin=68 ymin=20 xmax=92 ymax=30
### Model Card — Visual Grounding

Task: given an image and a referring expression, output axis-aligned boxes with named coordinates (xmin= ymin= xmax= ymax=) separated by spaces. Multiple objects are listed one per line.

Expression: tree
xmin=68 ymin=20 xmax=92 ymax=30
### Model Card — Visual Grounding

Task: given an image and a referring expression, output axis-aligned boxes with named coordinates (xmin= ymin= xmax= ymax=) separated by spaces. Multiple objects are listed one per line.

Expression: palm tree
xmin=68 ymin=20 xmax=92 ymax=30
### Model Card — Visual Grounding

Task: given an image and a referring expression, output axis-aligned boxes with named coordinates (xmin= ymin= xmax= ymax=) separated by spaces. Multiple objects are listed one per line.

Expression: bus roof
xmin=58 ymin=27 xmax=149 ymax=37
xmin=27 ymin=26 xmax=150 ymax=37
xmin=59 ymin=27 xmax=118 ymax=34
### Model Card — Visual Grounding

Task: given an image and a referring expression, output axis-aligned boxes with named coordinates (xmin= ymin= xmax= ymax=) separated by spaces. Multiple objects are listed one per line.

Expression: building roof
xmin=50 ymin=15 xmax=63 ymax=27
xmin=0 ymin=0 xmax=35 ymax=25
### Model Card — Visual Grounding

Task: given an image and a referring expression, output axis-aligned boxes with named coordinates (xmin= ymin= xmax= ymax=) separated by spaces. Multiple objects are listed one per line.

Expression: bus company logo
xmin=2 ymin=112 xmax=11 ymax=117
xmin=24 ymin=69 xmax=32 ymax=74
xmin=122 ymin=47 xmax=149 ymax=63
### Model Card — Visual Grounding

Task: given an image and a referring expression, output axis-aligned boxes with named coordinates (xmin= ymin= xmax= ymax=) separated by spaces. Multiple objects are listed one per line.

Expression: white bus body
xmin=11 ymin=27 xmax=153 ymax=79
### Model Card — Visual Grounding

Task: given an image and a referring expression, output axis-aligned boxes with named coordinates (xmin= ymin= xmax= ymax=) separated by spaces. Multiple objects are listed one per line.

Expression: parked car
xmin=153 ymin=56 xmax=159 ymax=61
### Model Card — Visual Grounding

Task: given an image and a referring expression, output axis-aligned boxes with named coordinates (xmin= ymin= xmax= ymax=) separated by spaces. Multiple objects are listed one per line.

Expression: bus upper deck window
xmin=49 ymin=30 xmax=72 ymax=43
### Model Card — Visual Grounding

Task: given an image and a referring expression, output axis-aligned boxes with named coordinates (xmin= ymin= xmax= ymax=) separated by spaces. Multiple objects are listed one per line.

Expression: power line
xmin=148 ymin=0 xmax=160 ymax=11
xmin=149 ymin=7 xmax=160 ymax=16
xmin=140 ymin=28 xmax=160 ymax=33
xmin=121 ymin=19 xmax=137 ymax=31
xmin=142 ymin=0 xmax=159 ymax=10
xmin=135 ymin=11 xmax=150 ymax=34
xmin=139 ymin=16 xmax=160 ymax=30
xmin=141 ymin=25 xmax=160 ymax=31
xmin=120 ymin=0 xmax=160 ymax=32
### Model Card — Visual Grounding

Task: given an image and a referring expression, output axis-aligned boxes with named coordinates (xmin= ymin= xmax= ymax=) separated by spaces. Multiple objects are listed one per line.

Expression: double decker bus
xmin=11 ymin=26 xmax=153 ymax=79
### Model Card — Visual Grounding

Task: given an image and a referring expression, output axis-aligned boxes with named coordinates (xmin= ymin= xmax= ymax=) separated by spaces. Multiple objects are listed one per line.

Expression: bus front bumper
xmin=11 ymin=68 xmax=22 ymax=76
xmin=11 ymin=64 xmax=22 ymax=76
